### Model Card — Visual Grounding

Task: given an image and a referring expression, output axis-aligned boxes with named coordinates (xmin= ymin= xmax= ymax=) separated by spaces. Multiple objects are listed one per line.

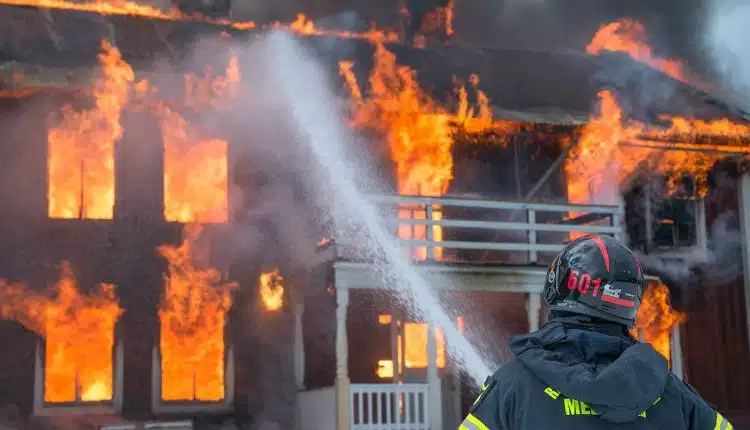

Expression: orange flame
xmin=0 ymin=0 xmax=257 ymax=30
xmin=47 ymin=41 xmax=133 ymax=219
xmin=0 ymin=262 xmax=122 ymax=403
xmin=285 ymin=13 xmax=400 ymax=43
xmin=157 ymin=223 xmax=237 ymax=402
xmin=587 ymin=19 xmax=690 ymax=84
xmin=161 ymin=56 xmax=238 ymax=223
xmin=565 ymin=90 xmax=750 ymax=215
xmin=259 ymin=269 xmax=284 ymax=312
xmin=633 ymin=283 xmax=684 ymax=362
xmin=340 ymin=44 xmax=513 ymax=260
xmin=414 ymin=1 xmax=455 ymax=39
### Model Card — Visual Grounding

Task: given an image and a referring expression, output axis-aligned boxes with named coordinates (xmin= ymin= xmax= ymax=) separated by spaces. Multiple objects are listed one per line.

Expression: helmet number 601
xmin=567 ymin=270 xmax=603 ymax=297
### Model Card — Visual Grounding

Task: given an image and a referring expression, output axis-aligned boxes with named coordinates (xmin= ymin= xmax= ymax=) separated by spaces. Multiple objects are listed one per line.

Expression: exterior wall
xmin=680 ymin=160 xmax=750 ymax=423
xmin=302 ymin=290 xmax=336 ymax=390
xmin=0 ymin=93 xmax=299 ymax=426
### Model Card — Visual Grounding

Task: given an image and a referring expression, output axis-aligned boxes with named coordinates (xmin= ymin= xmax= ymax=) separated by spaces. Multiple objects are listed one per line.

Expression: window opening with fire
xmin=46 ymin=41 xmax=238 ymax=224
xmin=157 ymin=224 xmax=237 ymax=402
xmin=375 ymin=314 xmax=465 ymax=380
xmin=259 ymin=269 xmax=285 ymax=311
xmin=0 ymin=262 xmax=122 ymax=404
xmin=47 ymin=42 xmax=132 ymax=220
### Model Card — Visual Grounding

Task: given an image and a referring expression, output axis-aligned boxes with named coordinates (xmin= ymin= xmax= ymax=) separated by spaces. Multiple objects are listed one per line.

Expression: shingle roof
xmin=1 ymin=3 xmax=748 ymax=128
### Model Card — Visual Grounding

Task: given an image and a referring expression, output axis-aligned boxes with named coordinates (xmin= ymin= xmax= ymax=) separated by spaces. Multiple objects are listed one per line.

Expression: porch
xmin=297 ymin=194 xmax=661 ymax=430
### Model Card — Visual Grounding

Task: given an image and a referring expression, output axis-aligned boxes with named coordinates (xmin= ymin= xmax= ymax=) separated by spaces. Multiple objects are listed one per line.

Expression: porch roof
xmin=333 ymin=260 xmax=662 ymax=293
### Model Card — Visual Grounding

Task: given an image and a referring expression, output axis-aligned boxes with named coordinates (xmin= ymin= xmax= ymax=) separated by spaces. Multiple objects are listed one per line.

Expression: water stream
xmin=263 ymin=31 xmax=493 ymax=385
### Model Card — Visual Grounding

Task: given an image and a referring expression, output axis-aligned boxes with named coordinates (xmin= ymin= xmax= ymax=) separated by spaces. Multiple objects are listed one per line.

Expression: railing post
xmin=526 ymin=293 xmax=541 ymax=332
xmin=695 ymin=199 xmax=708 ymax=250
xmin=527 ymin=209 xmax=537 ymax=264
xmin=613 ymin=202 xmax=624 ymax=241
xmin=670 ymin=325 xmax=684 ymax=380
xmin=427 ymin=327 xmax=442 ymax=430
xmin=335 ymin=287 xmax=351 ymax=430
xmin=425 ymin=203 xmax=435 ymax=260
xmin=294 ymin=297 xmax=306 ymax=390
xmin=738 ymin=172 xmax=750 ymax=354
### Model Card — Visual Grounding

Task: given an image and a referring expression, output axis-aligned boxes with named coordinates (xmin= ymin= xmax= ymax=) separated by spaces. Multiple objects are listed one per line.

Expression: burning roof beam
xmin=621 ymin=140 xmax=750 ymax=155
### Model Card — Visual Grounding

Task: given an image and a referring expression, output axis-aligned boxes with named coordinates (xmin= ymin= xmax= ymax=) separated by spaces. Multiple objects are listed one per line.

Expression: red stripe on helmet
xmin=601 ymin=294 xmax=635 ymax=307
xmin=590 ymin=235 xmax=611 ymax=273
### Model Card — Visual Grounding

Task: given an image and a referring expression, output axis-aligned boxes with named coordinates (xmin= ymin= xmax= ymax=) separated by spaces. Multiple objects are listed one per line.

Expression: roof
xmin=1 ymin=4 xmax=749 ymax=128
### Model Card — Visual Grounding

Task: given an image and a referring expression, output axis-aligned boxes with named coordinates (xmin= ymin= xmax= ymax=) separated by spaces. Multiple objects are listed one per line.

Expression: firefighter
xmin=460 ymin=234 xmax=733 ymax=430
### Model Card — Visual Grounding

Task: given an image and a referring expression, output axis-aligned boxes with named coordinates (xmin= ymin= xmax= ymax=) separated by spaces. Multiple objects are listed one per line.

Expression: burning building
xmin=0 ymin=4 xmax=749 ymax=430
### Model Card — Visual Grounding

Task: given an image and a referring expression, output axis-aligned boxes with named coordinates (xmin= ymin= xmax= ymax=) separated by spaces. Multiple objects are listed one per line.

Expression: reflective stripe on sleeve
xmin=714 ymin=413 xmax=733 ymax=430
xmin=459 ymin=413 xmax=490 ymax=430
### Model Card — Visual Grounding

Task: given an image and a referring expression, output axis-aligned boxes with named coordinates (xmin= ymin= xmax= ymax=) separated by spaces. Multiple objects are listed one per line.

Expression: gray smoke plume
xmin=705 ymin=0 xmax=750 ymax=110
xmin=635 ymin=212 xmax=743 ymax=310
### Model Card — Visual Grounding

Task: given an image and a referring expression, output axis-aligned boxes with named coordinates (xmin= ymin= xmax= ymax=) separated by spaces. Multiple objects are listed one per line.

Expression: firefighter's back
xmin=460 ymin=322 xmax=732 ymax=430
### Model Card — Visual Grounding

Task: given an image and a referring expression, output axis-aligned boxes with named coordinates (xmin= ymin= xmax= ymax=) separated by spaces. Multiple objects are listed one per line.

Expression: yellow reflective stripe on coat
xmin=473 ymin=383 xmax=489 ymax=406
xmin=714 ymin=413 xmax=733 ymax=430
xmin=459 ymin=413 xmax=490 ymax=430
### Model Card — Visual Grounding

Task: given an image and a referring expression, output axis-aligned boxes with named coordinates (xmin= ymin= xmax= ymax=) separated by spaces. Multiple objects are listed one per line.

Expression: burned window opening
xmin=33 ymin=339 xmax=124 ymax=415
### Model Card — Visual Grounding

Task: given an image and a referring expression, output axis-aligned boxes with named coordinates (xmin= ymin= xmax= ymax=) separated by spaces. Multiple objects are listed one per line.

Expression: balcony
xmin=331 ymin=194 xmax=624 ymax=266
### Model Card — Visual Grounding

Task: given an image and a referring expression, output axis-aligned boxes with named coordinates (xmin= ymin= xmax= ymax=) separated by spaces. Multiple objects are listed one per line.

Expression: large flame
xmin=567 ymin=19 xmax=750 ymax=364
xmin=634 ymin=283 xmax=684 ymax=362
xmin=0 ymin=2 xmax=408 ymax=42
xmin=340 ymin=44 xmax=512 ymax=260
xmin=587 ymin=19 xmax=690 ymax=84
xmin=565 ymin=90 xmax=750 ymax=211
xmin=0 ymin=0 xmax=257 ymax=29
xmin=161 ymin=56 xmax=238 ymax=223
xmin=0 ymin=262 xmax=122 ymax=403
xmin=47 ymin=41 xmax=133 ymax=219
xmin=157 ymin=223 xmax=237 ymax=402
xmin=259 ymin=269 xmax=284 ymax=312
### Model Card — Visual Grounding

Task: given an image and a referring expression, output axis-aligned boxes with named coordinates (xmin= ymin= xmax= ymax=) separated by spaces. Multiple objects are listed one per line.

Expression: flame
xmin=586 ymin=19 xmax=690 ymax=84
xmin=0 ymin=262 xmax=122 ymax=403
xmin=402 ymin=322 xmax=446 ymax=369
xmin=161 ymin=56 xmax=238 ymax=223
xmin=0 ymin=0 xmax=257 ymax=30
xmin=157 ymin=223 xmax=237 ymax=402
xmin=259 ymin=269 xmax=284 ymax=312
xmin=285 ymin=13 xmax=400 ymax=43
xmin=376 ymin=359 xmax=395 ymax=379
xmin=340 ymin=44 xmax=513 ymax=260
xmin=633 ymin=283 xmax=684 ymax=362
xmin=161 ymin=111 xmax=230 ymax=223
xmin=565 ymin=90 xmax=750 ymax=216
xmin=414 ymin=1 xmax=455 ymax=39
xmin=47 ymin=41 xmax=133 ymax=219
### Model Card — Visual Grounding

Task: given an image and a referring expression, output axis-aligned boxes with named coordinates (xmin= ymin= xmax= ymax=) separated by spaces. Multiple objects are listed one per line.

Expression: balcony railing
xmin=350 ymin=383 xmax=429 ymax=430
xmin=334 ymin=195 xmax=624 ymax=265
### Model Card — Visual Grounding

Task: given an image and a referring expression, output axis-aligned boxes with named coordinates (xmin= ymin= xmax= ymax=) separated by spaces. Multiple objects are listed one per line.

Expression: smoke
xmin=635 ymin=212 xmax=743 ymax=311
xmin=704 ymin=0 xmax=750 ymax=109
xmin=175 ymin=33 xmax=352 ymax=275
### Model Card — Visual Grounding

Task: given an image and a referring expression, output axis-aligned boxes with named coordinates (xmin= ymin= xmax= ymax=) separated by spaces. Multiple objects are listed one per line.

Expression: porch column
xmin=670 ymin=325 xmax=684 ymax=380
xmin=526 ymin=293 xmax=542 ymax=332
xmin=739 ymin=173 xmax=750 ymax=350
xmin=294 ymin=297 xmax=305 ymax=390
xmin=695 ymin=199 xmax=708 ymax=250
xmin=427 ymin=325 xmax=443 ymax=430
xmin=335 ymin=287 xmax=351 ymax=430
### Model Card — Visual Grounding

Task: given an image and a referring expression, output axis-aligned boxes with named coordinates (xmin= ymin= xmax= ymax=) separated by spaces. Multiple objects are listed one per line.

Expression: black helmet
xmin=543 ymin=234 xmax=644 ymax=327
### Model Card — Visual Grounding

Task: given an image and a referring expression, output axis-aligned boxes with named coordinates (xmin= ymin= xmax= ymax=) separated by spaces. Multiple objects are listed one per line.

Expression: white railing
xmin=350 ymin=383 xmax=429 ymax=430
xmin=334 ymin=195 xmax=623 ymax=264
